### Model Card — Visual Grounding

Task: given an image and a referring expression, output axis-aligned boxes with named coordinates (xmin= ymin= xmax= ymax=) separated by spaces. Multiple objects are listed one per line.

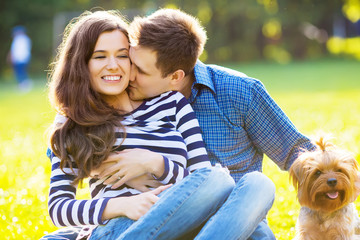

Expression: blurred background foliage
xmin=1 ymin=0 xmax=360 ymax=80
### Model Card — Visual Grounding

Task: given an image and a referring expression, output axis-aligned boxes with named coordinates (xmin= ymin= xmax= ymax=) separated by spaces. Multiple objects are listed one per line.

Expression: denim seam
xmin=148 ymin=169 xmax=214 ymax=239
xmin=92 ymin=229 xmax=111 ymax=240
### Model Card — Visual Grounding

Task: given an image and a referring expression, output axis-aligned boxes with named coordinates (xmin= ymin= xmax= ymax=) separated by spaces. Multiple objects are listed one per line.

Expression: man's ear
xmin=169 ymin=69 xmax=186 ymax=86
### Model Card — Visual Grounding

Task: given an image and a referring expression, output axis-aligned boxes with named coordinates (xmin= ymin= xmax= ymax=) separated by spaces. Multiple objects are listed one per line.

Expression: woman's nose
xmin=106 ymin=57 xmax=118 ymax=70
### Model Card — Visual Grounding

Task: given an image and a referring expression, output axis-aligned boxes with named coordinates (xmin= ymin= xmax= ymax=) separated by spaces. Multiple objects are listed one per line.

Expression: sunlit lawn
xmin=264 ymin=90 xmax=360 ymax=239
xmin=1 ymin=58 xmax=359 ymax=239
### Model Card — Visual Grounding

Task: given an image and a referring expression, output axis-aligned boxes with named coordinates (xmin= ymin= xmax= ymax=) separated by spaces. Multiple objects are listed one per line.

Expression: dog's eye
xmin=315 ymin=170 xmax=322 ymax=176
xmin=337 ymin=169 xmax=342 ymax=173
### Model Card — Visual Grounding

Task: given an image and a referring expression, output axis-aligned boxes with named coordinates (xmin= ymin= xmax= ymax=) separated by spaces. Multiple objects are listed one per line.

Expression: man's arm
xmin=244 ymin=80 xmax=316 ymax=170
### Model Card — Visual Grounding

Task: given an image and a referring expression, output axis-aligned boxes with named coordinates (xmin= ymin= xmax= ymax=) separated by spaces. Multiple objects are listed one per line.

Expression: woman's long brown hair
xmin=48 ymin=10 xmax=129 ymax=185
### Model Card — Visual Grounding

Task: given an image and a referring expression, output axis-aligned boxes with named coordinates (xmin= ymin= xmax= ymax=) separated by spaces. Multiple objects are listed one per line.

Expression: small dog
xmin=290 ymin=136 xmax=360 ymax=240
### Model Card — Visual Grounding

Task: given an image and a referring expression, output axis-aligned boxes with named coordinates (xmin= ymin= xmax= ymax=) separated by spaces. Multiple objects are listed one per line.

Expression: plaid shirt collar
xmin=189 ymin=60 xmax=216 ymax=103
xmin=193 ymin=60 xmax=216 ymax=93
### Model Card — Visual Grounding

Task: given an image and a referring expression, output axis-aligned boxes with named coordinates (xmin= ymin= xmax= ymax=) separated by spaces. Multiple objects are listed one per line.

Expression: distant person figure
xmin=9 ymin=25 xmax=32 ymax=92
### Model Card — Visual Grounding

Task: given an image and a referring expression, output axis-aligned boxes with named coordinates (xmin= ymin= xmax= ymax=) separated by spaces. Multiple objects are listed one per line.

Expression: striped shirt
xmin=48 ymin=91 xmax=211 ymax=227
xmin=189 ymin=61 xmax=316 ymax=182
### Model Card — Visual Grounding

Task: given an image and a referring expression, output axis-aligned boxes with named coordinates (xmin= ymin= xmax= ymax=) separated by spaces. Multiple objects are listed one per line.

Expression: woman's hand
xmin=102 ymin=184 xmax=172 ymax=221
xmin=96 ymin=149 xmax=165 ymax=188
xmin=124 ymin=173 xmax=163 ymax=192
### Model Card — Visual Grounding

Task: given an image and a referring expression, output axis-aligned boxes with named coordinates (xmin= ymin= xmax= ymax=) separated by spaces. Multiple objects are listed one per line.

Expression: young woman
xmin=42 ymin=10 xmax=234 ymax=240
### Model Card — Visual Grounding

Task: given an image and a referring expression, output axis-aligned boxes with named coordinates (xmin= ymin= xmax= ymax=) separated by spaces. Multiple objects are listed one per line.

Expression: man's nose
xmin=129 ymin=64 xmax=136 ymax=81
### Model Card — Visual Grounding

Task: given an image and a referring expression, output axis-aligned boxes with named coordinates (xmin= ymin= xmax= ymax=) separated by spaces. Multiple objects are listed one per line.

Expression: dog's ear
xmin=290 ymin=155 xmax=311 ymax=190
xmin=351 ymin=157 xmax=359 ymax=171
xmin=350 ymin=156 xmax=360 ymax=195
xmin=289 ymin=158 xmax=302 ymax=190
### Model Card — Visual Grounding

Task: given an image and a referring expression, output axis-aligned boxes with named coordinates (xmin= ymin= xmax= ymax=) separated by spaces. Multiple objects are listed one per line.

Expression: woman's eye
xmin=94 ymin=56 xmax=105 ymax=59
xmin=117 ymin=55 xmax=129 ymax=58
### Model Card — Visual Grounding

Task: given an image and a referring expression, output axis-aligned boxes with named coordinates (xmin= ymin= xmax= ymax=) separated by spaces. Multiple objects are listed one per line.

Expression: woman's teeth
xmin=102 ymin=76 xmax=121 ymax=81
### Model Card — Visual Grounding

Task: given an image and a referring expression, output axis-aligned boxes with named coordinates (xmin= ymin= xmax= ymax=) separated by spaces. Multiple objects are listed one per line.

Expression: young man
xmin=121 ymin=8 xmax=315 ymax=239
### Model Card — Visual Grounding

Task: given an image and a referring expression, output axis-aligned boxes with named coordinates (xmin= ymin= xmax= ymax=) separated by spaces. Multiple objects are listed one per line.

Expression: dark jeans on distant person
xmin=13 ymin=62 xmax=29 ymax=84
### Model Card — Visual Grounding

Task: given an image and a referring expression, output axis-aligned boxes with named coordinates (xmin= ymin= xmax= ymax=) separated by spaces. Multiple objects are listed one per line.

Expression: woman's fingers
xmin=150 ymin=184 xmax=172 ymax=195
xmin=111 ymin=175 xmax=132 ymax=189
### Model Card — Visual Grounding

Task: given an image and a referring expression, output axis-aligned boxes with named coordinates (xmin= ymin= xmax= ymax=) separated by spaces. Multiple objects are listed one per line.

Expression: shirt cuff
xmin=97 ymin=197 xmax=112 ymax=225
xmin=153 ymin=156 xmax=169 ymax=181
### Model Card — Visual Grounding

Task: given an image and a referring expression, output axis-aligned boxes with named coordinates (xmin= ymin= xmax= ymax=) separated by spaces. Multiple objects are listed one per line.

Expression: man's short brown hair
xmin=129 ymin=8 xmax=207 ymax=77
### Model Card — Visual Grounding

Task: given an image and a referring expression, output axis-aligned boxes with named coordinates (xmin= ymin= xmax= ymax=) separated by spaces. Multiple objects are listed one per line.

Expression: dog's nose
xmin=327 ymin=178 xmax=337 ymax=187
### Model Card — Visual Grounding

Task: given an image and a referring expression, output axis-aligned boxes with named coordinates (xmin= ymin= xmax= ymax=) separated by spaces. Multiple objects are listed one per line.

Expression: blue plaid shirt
xmin=189 ymin=61 xmax=315 ymax=182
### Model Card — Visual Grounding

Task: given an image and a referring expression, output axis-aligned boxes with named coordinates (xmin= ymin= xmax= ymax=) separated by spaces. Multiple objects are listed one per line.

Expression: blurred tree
xmin=0 ymin=0 xmax=357 ymax=79
xmin=140 ymin=0 xmax=345 ymax=63
xmin=0 ymin=0 xmax=147 ymax=78
xmin=1 ymin=0 xmax=88 ymax=78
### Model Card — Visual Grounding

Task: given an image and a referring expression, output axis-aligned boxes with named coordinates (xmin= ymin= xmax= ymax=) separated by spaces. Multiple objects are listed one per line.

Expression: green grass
xmin=1 ymin=58 xmax=359 ymax=239
xmin=225 ymin=57 xmax=360 ymax=93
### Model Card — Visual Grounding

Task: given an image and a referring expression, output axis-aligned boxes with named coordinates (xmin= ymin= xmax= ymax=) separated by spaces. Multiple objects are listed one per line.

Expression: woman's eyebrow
xmin=93 ymin=48 xmax=129 ymax=53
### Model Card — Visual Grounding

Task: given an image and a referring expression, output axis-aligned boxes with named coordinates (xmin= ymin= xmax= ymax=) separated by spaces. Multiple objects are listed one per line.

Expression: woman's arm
xmin=174 ymin=94 xmax=212 ymax=172
xmin=49 ymin=149 xmax=171 ymax=225
xmin=48 ymin=150 xmax=111 ymax=227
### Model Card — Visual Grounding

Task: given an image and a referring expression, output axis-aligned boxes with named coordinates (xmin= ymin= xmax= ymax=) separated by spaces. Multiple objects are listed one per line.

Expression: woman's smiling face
xmin=88 ymin=30 xmax=131 ymax=100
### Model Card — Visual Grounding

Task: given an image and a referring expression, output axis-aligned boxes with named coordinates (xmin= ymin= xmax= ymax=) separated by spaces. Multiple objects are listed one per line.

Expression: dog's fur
xmin=290 ymin=136 xmax=360 ymax=240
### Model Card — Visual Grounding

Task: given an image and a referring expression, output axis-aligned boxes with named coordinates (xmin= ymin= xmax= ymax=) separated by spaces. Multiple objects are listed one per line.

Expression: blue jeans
xmin=195 ymin=171 xmax=276 ymax=240
xmin=41 ymin=170 xmax=275 ymax=240
xmin=90 ymin=166 xmax=235 ymax=239
xmin=13 ymin=63 xmax=29 ymax=84
xmin=40 ymin=227 xmax=82 ymax=240
xmin=176 ymin=171 xmax=276 ymax=240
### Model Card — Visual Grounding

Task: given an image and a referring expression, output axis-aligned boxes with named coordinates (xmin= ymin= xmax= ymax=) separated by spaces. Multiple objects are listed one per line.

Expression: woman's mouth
xmin=102 ymin=75 xmax=121 ymax=81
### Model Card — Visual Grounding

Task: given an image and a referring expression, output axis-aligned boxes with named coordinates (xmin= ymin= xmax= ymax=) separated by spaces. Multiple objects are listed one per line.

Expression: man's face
xmin=128 ymin=46 xmax=172 ymax=100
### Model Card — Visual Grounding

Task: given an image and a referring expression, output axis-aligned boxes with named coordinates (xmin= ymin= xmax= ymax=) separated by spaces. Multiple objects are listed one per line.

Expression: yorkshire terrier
xmin=289 ymin=136 xmax=360 ymax=240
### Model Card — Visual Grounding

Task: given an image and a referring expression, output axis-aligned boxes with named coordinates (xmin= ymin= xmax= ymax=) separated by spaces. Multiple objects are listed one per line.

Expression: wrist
xmin=102 ymin=197 xmax=126 ymax=221
xmin=146 ymin=151 xmax=165 ymax=178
